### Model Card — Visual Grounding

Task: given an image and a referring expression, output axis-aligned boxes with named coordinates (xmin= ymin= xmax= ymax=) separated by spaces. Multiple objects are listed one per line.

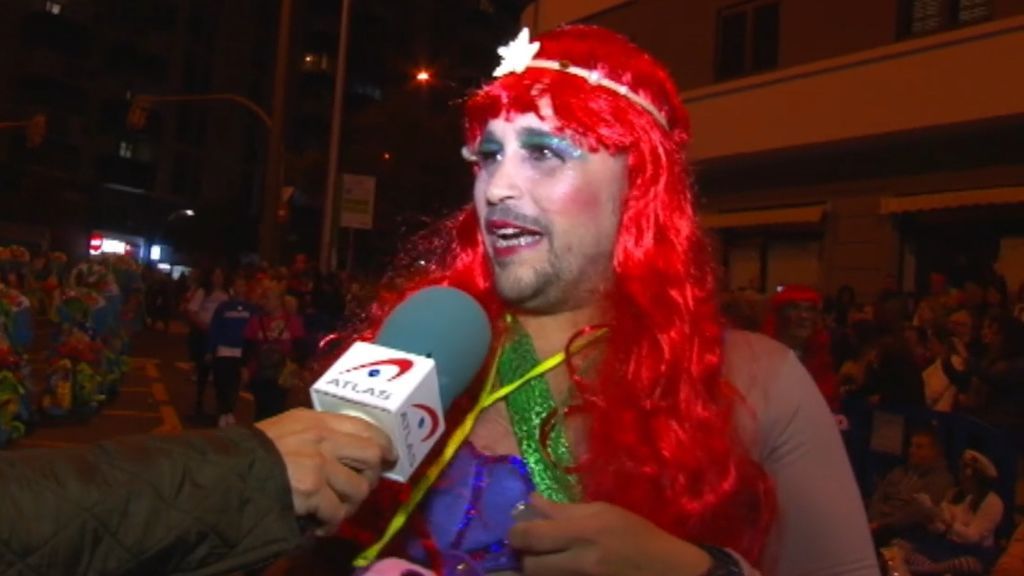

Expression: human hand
xmin=508 ymin=494 xmax=712 ymax=576
xmin=255 ymin=408 xmax=395 ymax=534
xmin=360 ymin=557 xmax=438 ymax=576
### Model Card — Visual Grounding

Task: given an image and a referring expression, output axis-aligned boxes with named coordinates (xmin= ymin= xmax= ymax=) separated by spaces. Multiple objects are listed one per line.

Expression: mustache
xmin=483 ymin=204 xmax=550 ymax=235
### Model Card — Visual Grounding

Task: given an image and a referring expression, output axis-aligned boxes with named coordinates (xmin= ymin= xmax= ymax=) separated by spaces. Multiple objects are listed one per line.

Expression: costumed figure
xmin=0 ymin=285 xmax=34 ymax=434
xmin=43 ymin=288 xmax=106 ymax=416
xmin=3 ymin=245 xmax=31 ymax=291
xmin=763 ymin=285 xmax=841 ymax=414
xmin=101 ymin=255 xmax=143 ymax=397
xmin=38 ymin=251 xmax=68 ymax=320
xmin=0 ymin=314 xmax=29 ymax=447
xmin=70 ymin=259 xmax=122 ymax=338
xmin=337 ymin=26 xmax=877 ymax=576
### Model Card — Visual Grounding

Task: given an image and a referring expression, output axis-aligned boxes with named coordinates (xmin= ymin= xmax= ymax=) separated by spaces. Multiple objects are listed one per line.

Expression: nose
xmin=482 ymin=157 xmax=523 ymax=206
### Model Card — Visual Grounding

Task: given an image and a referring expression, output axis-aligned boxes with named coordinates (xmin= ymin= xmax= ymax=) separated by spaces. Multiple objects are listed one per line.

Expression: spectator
xmin=914 ymin=273 xmax=954 ymax=329
xmin=186 ymin=267 xmax=229 ymax=418
xmin=922 ymin=324 xmax=970 ymax=412
xmin=834 ymin=284 xmax=858 ymax=328
xmin=971 ymin=311 xmax=1024 ymax=429
xmin=869 ymin=427 xmax=954 ymax=545
xmin=244 ymin=281 xmax=306 ymax=421
xmin=764 ymin=285 xmax=840 ymax=411
xmin=893 ymin=449 xmax=1004 ymax=575
xmin=207 ymin=272 xmax=257 ymax=428
xmin=837 ymin=320 xmax=879 ymax=399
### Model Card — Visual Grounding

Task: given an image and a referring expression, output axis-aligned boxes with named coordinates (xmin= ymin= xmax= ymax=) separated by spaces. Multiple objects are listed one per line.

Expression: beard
xmin=490 ymin=255 xmax=564 ymax=312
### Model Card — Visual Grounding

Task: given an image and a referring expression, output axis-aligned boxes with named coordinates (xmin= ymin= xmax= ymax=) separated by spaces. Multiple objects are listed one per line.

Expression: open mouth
xmin=485 ymin=219 xmax=544 ymax=253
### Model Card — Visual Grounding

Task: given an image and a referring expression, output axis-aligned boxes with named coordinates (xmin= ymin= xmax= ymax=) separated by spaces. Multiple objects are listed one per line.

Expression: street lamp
xmin=415 ymin=69 xmax=432 ymax=83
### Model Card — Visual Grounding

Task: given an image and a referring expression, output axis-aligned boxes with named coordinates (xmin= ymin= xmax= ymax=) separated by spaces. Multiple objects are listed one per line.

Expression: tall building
xmin=0 ymin=0 xmax=274 ymax=260
xmin=525 ymin=0 xmax=1024 ymax=299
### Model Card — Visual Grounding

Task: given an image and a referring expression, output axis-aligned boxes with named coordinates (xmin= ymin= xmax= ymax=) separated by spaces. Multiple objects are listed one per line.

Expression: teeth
xmin=495 ymin=235 xmax=539 ymax=248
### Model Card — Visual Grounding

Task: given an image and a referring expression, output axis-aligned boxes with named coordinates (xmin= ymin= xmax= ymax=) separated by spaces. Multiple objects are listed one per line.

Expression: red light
xmin=89 ymin=234 xmax=103 ymax=255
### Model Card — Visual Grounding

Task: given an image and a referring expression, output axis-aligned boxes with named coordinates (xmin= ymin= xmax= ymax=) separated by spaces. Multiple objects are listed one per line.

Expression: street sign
xmin=339 ymin=173 xmax=375 ymax=230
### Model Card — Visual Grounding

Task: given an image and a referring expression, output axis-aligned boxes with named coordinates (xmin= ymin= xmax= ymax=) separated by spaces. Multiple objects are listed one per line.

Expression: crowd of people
xmin=178 ymin=254 xmax=373 ymax=428
xmin=722 ymin=272 xmax=1024 ymax=574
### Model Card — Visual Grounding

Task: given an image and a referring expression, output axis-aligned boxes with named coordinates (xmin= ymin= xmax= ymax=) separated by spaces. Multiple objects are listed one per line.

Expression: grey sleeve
xmin=726 ymin=332 xmax=879 ymax=576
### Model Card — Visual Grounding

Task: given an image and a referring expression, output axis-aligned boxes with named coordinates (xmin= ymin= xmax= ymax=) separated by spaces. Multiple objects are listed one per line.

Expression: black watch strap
xmin=698 ymin=545 xmax=744 ymax=576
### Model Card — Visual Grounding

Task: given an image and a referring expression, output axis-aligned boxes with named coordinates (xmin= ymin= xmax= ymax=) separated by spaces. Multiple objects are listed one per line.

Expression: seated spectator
xmin=869 ymin=427 xmax=954 ymax=545
xmin=992 ymin=521 xmax=1024 ymax=576
xmin=889 ymin=449 xmax=1004 ymax=574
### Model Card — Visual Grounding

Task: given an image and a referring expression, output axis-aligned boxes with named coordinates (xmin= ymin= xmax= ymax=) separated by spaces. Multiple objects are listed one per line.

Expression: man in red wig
xmin=764 ymin=285 xmax=841 ymax=412
xmin=349 ymin=25 xmax=876 ymax=576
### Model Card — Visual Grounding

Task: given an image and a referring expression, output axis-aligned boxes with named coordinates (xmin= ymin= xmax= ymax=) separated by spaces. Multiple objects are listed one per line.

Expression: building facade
xmin=0 ymin=0 xmax=274 ymax=260
xmin=526 ymin=0 xmax=1024 ymax=301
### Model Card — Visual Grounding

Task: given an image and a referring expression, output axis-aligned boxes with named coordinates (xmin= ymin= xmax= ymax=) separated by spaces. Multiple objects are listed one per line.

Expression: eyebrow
xmin=518 ymin=126 xmax=559 ymax=140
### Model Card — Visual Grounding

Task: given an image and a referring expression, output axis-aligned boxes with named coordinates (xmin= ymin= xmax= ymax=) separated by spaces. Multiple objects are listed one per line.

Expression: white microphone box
xmin=310 ymin=341 xmax=444 ymax=481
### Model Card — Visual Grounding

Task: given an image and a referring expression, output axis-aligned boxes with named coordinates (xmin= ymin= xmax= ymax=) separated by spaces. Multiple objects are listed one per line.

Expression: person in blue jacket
xmin=207 ymin=272 xmax=258 ymax=428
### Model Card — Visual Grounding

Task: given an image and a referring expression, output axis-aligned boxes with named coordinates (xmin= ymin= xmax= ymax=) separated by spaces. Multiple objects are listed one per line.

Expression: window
xmin=901 ymin=0 xmax=992 ymax=37
xmin=716 ymin=1 xmax=780 ymax=81
xmin=118 ymin=141 xmax=133 ymax=159
xmin=44 ymin=1 xmax=62 ymax=15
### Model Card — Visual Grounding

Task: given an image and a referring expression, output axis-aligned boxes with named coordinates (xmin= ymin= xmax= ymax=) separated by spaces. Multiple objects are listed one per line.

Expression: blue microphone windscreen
xmin=375 ymin=286 xmax=491 ymax=409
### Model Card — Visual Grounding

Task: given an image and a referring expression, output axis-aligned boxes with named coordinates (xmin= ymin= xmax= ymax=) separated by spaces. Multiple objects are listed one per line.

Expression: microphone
xmin=310 ymin=286 xmax=491 ymax=481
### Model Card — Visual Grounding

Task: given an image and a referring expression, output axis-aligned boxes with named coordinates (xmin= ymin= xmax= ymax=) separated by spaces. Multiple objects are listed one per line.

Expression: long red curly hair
xmin=342 ymin=25 xmax=776 ymax=567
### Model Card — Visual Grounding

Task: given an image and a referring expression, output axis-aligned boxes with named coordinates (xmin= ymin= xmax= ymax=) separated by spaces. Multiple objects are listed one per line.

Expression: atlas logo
xmin=411 ymin=403 xmax=440 ymax=442
xmin=338 ymin=358 xmax=414 ymax=382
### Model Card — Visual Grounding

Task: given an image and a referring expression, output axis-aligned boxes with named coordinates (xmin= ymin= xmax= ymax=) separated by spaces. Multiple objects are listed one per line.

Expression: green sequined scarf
xmin=498 ymin=323 xmax=580 ymax=503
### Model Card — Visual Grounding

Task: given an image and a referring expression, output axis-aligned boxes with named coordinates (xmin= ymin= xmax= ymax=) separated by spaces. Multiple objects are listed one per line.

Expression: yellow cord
xmin=352 ymin=324 xmax=607 ymax=567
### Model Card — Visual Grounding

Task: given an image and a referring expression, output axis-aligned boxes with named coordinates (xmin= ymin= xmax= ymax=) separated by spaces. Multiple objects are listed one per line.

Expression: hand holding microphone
xmin=255 ymin=408 xmax=397 ymax=533
xmin=311 ymin=286 xmax=492 ymax=482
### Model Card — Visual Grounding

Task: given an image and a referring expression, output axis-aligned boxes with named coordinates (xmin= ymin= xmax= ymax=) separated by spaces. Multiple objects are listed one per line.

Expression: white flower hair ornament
xmin=489 ymin=27 xmax=668 ymax=129
xmin=492 ymin=28 xmax=541 ymax=77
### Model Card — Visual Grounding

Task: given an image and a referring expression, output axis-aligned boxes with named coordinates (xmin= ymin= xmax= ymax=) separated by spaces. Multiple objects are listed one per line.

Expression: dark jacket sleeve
xmin=0 ymin=427 xmax=302 ymax=576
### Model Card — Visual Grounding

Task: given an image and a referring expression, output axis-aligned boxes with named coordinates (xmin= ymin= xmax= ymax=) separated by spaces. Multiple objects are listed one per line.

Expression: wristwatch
xmin=699 ymin=545 xmax=743 ymax=576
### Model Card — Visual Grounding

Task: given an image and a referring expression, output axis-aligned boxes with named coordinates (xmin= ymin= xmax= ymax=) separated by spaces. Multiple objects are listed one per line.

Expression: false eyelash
xmin=460 ymin=145 xmax=479 ymax=162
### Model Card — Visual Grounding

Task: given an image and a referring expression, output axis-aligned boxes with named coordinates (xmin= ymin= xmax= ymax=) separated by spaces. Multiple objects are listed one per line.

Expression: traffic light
xmin=127 ymin=100 xmax=151 ymax=130
xmin=25 ymin=114 xmax=46 ymax=148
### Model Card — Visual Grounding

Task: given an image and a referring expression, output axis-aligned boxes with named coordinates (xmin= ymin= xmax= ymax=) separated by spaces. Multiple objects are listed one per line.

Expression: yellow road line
xmin=151 ymin=381 xmax=170 ymax=403
xmin=156 ymin=405 xmax=182 ymax=433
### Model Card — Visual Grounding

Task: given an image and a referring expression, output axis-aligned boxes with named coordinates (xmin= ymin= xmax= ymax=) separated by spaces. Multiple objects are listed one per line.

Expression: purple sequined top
xmin=400 ymin=443 xmax=534 ymax=575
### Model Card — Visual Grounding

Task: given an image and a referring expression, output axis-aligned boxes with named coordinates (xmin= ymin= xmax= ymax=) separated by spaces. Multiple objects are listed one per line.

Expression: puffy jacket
xmin=0 ymin=427 xmax=301 ymax=575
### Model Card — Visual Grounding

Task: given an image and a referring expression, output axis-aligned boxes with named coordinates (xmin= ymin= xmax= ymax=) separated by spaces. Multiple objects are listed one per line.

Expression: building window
xmin=716 ymin=1 xmax=780 ymax=81
xmin=45 ymin=1 xmax=63 ymax=15
xmin=901 ymin=0 xmax=992 ymax=37
xmin=118 ymin=141 xmax=133 ymax=159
